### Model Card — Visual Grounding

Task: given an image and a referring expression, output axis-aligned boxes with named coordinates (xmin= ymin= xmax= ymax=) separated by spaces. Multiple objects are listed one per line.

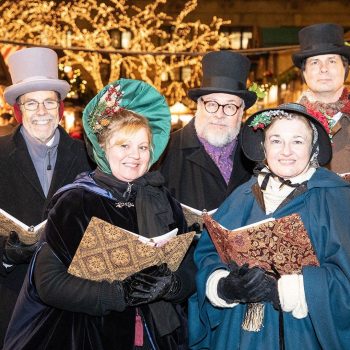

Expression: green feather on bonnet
xmin=83 ymin=78 xmax=171 ymax=174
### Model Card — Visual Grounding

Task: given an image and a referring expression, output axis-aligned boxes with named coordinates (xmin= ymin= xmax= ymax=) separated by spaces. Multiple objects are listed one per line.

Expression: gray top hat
xmin=188 ymin=51 xmax=257 ymax=109
xmin=4 ymin=47 xmax=70 ymax=105
xmin=292 ymin=23 xmax=350 ymax=68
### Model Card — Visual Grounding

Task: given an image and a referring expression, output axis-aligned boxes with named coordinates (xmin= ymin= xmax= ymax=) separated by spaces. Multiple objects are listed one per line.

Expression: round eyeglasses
xmin=20 ymin=100 xmax=59 ymax=111
xmin=201 ymin=98 xmax=241 ymax=116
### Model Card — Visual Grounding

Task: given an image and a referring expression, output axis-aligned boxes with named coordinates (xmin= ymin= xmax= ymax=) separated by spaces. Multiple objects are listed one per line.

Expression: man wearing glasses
xmin=0 ymin=47 xmax=91 ymax=346
xmin=159 ymin=50 xmax=256 ymax=212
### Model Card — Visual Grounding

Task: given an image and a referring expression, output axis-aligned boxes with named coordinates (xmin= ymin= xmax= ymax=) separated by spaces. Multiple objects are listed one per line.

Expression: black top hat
xmin=292 ymin=23 xmax=350 ymax=68
xmin=188 ymin=51 xmax=257 ymax=109
xmin=241 ymin=103 xmax=332 ymax=166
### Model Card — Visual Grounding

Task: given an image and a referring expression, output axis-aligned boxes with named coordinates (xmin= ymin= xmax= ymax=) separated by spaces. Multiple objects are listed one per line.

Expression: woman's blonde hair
xmin=98 ymin=109 xmax=153 ymax=161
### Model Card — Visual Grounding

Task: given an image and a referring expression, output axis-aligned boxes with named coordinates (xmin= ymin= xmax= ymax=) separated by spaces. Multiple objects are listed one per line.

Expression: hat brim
xmin=188 ymin=87 xmax=257 ymax=110
xmin=4 ymin=79 xmax=70 ymax=105
xmin=83 ymin=79 xmax=171 ymax=169
xmin=292 ymin=45 xmax=350 ymax=68
xmin=241 ymin=106 xmax=332 ymax=166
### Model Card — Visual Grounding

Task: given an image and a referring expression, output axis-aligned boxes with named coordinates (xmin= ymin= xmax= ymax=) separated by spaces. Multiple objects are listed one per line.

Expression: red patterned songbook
xmin=203 ymin=213 xmax=319 ymax=274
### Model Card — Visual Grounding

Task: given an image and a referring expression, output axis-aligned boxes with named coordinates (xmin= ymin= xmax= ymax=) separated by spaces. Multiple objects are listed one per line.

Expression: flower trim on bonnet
xmin=248 ymin=110 xmax=294 ymax=130
xmin=83 ymin=78 xmax=171 ymax=174
xmin=248 ymin=108 xmax=334 ymax=142
xmin=88 ymin=84 xmax=124 ymax=134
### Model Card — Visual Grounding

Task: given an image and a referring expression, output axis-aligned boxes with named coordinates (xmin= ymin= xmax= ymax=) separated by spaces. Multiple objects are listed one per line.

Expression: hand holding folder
xmin=68 ymin=216 xmax=195 ymax=282
xmin=180 ymin=203 xmax=217 ymax=232
xmin=204 ymin=212 xmax=320 ymax=332
xmin=0 ymin=208 xmax=46 ymax=245
xmin=203 ymin=212 xmax=319 ymax=275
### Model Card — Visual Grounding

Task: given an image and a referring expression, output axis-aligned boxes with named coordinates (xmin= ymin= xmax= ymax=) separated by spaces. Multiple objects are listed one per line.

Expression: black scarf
xmin=93 ymin=168 xmax=176 ymax=237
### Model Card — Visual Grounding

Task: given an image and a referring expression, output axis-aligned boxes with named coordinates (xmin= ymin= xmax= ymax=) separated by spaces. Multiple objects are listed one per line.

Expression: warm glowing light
xmin=170 ymin=101 xmax=191 ymax=114
xmin=0 ymin=85 xmax=13 ymax=114
xmin=179 ymin=114 xmax=193 ymax=125
xmin=268 ymin=85 xmax=278 ymax=104
xmin=64 ymin=65 xmax=72 ymax=73
xmin=171 ymin=114 xmax=179 ymax=125
xmin=0 ymin=0 xmax=230 ymax=106
xmin=64 ymin=110 xmax=75 ymax=131
xmin=170 ymin=101 xmax=193 ymax=126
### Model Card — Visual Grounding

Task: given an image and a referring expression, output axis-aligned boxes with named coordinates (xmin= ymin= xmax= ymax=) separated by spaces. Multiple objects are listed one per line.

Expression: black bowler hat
xmin=292 ymin=23 xmax=350 ymax=68
xmin=241 ymin=103 xmax=332 ymax=166
xmin=188 ymin=51 xmax=257 ymax=109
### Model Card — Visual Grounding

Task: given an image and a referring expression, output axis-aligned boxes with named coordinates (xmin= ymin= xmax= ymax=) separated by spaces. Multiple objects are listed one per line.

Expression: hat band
xmin=15 ymin=75 xmax=58 ymax=84
xmin=202 ymin=76 xmax=246 ymax=91
xmin=302 ymin=42 xmax=345 ymax=52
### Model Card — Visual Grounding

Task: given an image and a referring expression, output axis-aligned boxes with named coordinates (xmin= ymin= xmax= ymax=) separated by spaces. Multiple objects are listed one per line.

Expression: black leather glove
xmin=3 ymin=231 xmax=38 ymax=265
xmin=188 ymin=222 xmax=201 ymax=234
xmin=217 ymin=262 xmax=279 ymax=309
xmin=123 ymin=263 xmax=181 ymax=306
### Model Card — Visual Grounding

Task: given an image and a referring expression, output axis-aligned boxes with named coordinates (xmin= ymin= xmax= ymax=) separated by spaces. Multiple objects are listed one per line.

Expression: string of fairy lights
xmin=0 ymin=0 xmax=234 ymax=108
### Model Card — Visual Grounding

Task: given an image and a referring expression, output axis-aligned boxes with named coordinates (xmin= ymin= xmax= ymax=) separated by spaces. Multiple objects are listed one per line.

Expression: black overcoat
xmin=0 ymin=125 xmax=92 ymax=346
xmin=158 ymin=119 xmax=254 ymax=211
xmin=4 ymin=174 xmax=195 ymax=350
xmin=0 ymin=125 xmax=92 ymax=225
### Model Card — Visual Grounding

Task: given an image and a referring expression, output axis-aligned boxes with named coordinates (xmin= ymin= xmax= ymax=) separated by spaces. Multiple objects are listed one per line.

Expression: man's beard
xmin=200 ymin=124 xmax=240 ymax=147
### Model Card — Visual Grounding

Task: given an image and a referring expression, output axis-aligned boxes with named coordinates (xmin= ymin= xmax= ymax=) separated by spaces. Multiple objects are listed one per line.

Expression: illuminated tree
xmin=0 ymin=0 xmax=230 ymax=106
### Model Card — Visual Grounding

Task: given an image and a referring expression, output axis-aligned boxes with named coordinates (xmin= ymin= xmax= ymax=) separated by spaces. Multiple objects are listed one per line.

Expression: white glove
xmin=278 ymin=274 xmax=308 ymax=319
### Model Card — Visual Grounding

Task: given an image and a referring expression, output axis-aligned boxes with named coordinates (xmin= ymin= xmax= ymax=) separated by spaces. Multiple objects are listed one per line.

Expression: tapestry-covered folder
xmin=0 ymin=208 xmax=46 ymax=245
xmin=181 ymin=203 xmax=217 ymax=230
xmin=203 ymin=212 xmax=319 ymax=274
xmin=68 ymin=216 xmax=195 ymax=282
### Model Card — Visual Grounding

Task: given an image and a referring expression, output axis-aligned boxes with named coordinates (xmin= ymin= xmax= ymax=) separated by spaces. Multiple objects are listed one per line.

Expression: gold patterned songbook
xmin=68 ymin=216 xmax=195 ymax=282
xmin=180 ymin=203 xmax=217 ymax=230
xmin=203 ymin=213 xmax=319 ymax=274
xmin=0 ymin=208 xmax=46 ymax=245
